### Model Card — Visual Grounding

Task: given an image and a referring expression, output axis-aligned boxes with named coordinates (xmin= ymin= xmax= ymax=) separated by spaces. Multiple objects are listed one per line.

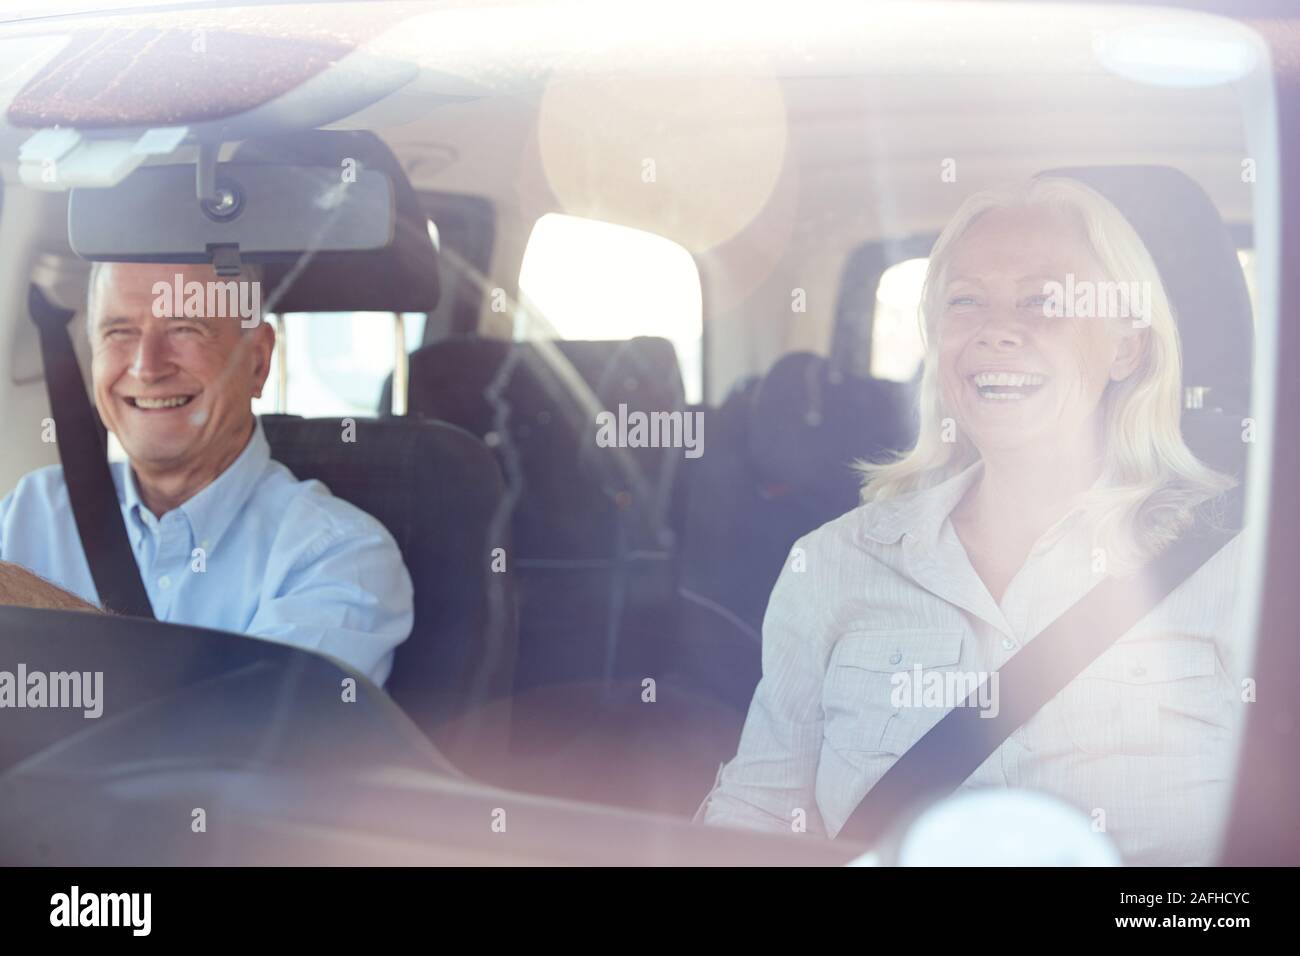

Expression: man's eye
xmin=170 ymin=325 xmax=202 ymax=336
xmin=1022 ymin=294 xmax=1051 ymax=310
xmin=104 ymin=328 xmax=136 ymax=340
xmin=947 ymin=295 xmax=978 ymax=308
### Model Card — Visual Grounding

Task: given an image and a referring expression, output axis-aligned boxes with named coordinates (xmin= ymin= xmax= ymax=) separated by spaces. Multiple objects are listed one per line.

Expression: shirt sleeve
xmin=1208 ymin=533 xmax=1253 ymax=696
xmin=246 ymin=516 xmax=414 ymax=688
xmin=0 ymin=488 xmax=10 ymax=561
xmin=696 ymin=533 xmax=831 ymax=837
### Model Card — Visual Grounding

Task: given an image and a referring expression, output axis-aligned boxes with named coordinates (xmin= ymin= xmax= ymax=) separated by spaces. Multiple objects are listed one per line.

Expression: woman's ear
xmin=1109 ymin=327 xmax=1147 ymax=382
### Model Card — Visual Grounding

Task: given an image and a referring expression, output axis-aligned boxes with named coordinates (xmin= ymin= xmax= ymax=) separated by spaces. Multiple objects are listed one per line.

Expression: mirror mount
xmin=209 ymin=244 xmax=244 ymax=279
xmin=195 ymin=144 xmax=249 ymax=277
xmin=196 ymin=141 xmax=221 ymax=206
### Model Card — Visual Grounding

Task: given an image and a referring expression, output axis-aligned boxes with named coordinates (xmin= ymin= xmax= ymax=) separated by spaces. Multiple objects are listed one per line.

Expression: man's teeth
xmin=133 ymin=396 xmax=193 ymax=409
xmin=972 ymin=372 xmax=1045 ymax=388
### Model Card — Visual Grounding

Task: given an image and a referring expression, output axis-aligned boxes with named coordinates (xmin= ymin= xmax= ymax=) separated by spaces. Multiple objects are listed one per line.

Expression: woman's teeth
xmin=972 ymin=372 xmax=1045 ymax=387
xmin=132 ymin=396 xmax=193 ymax=409
xmin=980 ymin=390 xmax=1028 ymax=401
xmin=971 ymin=371 xmax=1046 ymax=401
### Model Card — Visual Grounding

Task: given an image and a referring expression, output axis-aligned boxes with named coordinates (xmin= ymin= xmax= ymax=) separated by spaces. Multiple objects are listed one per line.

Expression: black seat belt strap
xmin=28 ymin=284 xmax=155 ymax=618
xmin=836 ymin=491 xmax=1243 ymax=846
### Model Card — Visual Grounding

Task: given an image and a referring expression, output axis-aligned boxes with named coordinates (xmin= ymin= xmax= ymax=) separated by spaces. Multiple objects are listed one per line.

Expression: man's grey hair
xmin=86 ymin=261 xmax=267 ymax=339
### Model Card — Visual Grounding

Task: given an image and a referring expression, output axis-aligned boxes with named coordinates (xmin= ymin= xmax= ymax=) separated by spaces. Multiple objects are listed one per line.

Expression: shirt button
xmin=1001 ymin=637 xmax=1016 ymax=650
xmin=889 ymin=652 xmax=903 ymax=665
xmin=1130 ymin=663 xmax=1147 ymax=678
xmin=157 ymin=575 xmax=172 ymax=590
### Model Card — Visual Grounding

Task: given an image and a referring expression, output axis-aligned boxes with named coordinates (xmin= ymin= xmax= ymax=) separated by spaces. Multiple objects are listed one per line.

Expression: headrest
xmin=1039 ymin=165 xmax=1253 ymax=414
xmin=404 ymin=337 xmax=512 ymax=436
xmin=554 ymin=337 xmax=685 ymax=412
xmin=747 ymin=352 xmax=917 ymax=508
xmin=398 ymin=336 xmax=685 ymax=431
xmin=234 ymin=130 xmax=440 ymax=314
xmin=401 ymin=336 xmax=679 ymax=541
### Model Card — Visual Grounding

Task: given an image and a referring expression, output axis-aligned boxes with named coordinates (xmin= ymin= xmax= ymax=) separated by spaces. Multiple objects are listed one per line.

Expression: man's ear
xmin=249 ymin=321 xmax=276 ymax=398
xmin=1109 ymin=327 xmax=1147 ymax=382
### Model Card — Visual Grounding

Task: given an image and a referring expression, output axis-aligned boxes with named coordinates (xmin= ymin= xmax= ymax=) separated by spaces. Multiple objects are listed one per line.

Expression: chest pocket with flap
xmin=1057 ymin=636 xmax=1232 ymax=756
xmin=822 ymin=629 xmax=965 ymax=755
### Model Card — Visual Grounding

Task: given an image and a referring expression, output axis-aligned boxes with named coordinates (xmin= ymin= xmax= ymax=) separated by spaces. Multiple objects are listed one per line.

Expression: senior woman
xmin=698 ymin=177 xmax=1247 ymax=865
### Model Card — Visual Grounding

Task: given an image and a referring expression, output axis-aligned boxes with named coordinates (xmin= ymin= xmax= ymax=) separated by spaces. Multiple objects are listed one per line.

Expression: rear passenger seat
xmin=667 ymin=353 xmax=918 ymax=711
xmin=392 ymin=335 xmax=686 ymax=692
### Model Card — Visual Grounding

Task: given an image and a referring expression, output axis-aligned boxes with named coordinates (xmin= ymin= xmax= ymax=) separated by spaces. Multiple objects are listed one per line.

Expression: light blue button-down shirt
xmin=0 ymin=418 xmax=413 ymax=686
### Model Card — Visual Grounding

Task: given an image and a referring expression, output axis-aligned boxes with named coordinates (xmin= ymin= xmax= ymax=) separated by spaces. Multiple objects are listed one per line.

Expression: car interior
xmin=0 ymin=0 xmax=1295 ymax=867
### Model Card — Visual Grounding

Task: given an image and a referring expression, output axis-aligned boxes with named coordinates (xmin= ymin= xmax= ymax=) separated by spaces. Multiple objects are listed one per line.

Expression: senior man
xmin=0 ymin=261 xmax=413 ymax=686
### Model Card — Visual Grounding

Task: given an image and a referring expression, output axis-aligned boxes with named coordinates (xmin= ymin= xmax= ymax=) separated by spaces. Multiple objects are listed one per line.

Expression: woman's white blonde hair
xmin=857 ymin=176 xmax=1234 ymax=574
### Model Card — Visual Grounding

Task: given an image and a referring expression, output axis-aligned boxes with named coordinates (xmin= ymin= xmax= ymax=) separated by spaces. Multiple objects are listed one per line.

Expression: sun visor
xmin=4 ymin=13 xmax=417 ymax=136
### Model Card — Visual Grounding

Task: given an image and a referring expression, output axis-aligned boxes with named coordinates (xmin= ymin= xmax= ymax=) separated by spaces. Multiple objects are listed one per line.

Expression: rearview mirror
xmin=67 ymin=162 xmax=395 ymax=262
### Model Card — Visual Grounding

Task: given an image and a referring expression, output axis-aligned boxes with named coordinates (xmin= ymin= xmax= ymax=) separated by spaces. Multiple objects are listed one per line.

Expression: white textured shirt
xmin=698 ymin=461 xmax=1248 ymax=865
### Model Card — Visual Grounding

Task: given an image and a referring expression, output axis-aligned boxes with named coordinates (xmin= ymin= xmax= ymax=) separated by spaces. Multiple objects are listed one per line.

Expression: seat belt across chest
xmin=28 ymin=283 xmax=156 ymax=618
xmin=836 ymin=490 xmax=1242 ymax=847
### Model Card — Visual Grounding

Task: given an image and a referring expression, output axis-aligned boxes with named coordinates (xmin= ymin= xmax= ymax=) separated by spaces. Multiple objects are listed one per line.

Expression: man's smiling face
xmin=89 ymin=261 xmax=274 ymax=475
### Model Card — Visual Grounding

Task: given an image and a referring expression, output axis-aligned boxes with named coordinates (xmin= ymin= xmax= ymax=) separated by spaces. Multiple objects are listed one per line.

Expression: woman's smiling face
xmin=935 ymin=204 xmax=1145 ymax=459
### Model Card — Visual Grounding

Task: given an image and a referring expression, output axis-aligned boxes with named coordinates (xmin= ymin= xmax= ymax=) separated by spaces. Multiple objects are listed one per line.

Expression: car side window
xmin=870 ymin=257 xmax=929 ymax=383
xmin=253 ymin=311 xmax=427 ymax=418
xmin=518 ymin=213 xmax=704 ymax=403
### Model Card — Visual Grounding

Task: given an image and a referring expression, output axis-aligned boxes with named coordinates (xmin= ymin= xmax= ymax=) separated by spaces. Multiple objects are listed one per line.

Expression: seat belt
xmin=836 ymin=489 xmax=1243 ymax=846
xmin=28 ymin=284 xmax=155 ymax=618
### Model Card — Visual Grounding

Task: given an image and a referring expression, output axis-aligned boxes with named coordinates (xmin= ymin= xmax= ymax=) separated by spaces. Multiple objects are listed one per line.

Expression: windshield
xmin=0 ymin=0 xmax=1285 ymax=877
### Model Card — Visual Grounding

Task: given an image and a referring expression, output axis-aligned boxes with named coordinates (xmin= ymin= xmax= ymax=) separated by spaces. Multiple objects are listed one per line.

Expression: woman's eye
xmin=948 ymin=294 xmax=978 ymax=308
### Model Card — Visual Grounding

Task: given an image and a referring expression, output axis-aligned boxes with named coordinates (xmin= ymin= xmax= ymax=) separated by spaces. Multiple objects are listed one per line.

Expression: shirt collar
xmin=858 ymin=459 xmax=986 ymax=547
xmin=858 ymin=458 xmax=1089 ymax=553
xmin=120 ymin=417 xmax=270 ymax=551
xmin=856 ymin=458 xmax=1099 ymax=639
